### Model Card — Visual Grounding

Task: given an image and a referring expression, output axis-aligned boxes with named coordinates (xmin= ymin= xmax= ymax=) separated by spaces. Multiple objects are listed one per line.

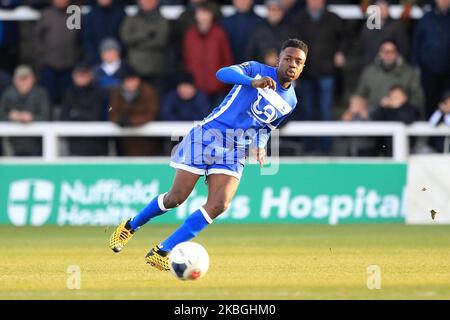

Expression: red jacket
xmin=183 ymin=23 xmax=234 ymax=95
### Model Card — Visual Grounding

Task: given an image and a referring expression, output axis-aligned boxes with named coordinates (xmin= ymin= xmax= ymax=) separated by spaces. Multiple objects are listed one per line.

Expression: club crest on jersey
xmin=250 ymin=94 xmax=277 ymax=123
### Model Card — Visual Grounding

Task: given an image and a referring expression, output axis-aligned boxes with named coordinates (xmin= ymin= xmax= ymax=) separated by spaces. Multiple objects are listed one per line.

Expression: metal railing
xmin=1 ymin=121 xmax=449 ymax=162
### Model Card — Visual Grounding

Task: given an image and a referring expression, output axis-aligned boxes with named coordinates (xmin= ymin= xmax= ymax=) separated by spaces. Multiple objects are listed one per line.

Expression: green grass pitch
xmin=1 ymin=224 xmax=449 ymax=299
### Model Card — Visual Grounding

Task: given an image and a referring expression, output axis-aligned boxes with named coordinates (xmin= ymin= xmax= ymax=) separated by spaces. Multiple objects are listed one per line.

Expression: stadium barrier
xmin=0 ymin=5 xmax=425 ymax=21
xmin=1 ymin=121 xmax=450 ymax=161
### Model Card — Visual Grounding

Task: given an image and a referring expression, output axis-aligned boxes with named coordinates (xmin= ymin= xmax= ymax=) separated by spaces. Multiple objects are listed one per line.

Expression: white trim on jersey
xmin=206 ymin=168 xmax=242 ymax=180
xmin=200 ymin=85 xmax=243 ymax=126
xmin=169 ymin=161 xmax=205 ymax=175
xmin=231 ymin=65 xmax=244 ymax=74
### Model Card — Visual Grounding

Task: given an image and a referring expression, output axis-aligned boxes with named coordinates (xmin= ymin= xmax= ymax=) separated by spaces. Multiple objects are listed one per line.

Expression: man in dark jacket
xmin=357 ymin=0 xmax=410 ymax=67
xmin=160 ymin=73 xmax=210 ymax=122
xmin=120 ymin=0 xmax=170 ymax=95
xmin=220 ymin=0 xmax=264 ymax=64
xmin=35 ymin=0 xmax=81 ymax=105
xmin=61 ymin=63 xmax=109 ymax=156
xmin=82 ymin=0 xmax=126 ymax=63
xmin=92 ymin=38 xmax=128 ymax=91
xmin=412 ymin=0 xmax=450 ymax=118
xmin=291 ymin=0 xmax=348 ymax=153
xmin=0 ymin=65 xmax=51 ymax=156
xmin=245 ymin=0 xmax=291 ymax=62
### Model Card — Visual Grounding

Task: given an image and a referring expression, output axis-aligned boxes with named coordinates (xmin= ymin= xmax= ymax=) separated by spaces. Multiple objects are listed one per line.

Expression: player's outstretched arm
xmin=216 ymin=66 xmax=276 ymax=90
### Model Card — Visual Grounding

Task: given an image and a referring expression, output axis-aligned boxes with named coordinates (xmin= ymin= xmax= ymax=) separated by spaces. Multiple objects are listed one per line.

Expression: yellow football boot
xmin=109 ymin=219 xmax=135 ymax=253
xmin=145 ymin=246 xmax=170 ymax=271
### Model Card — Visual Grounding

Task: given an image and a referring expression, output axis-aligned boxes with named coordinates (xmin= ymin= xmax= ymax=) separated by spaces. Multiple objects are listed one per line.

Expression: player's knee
xmin=206 ymin=201 xmax=229 ymax=218
xmin=164 ymin=191 xmax=188 ymax=209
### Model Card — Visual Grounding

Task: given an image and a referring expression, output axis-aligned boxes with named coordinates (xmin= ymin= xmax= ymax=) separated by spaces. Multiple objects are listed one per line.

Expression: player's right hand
xmin=251 ymin=76 xmax=277 ymax=91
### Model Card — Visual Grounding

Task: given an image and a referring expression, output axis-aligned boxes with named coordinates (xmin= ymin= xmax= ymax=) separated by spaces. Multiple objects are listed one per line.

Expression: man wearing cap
xmin=109 ymin=67 xmax=161 ymax=156
xmin=0 ymin=65 xmax=51 ymax=156
xmin=93 ymin=38 xmax=128 ymax=91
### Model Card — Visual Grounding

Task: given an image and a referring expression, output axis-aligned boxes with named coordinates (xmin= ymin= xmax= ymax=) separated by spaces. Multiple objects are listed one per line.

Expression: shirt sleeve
xmin=216 ymin=61 xmax=260 ymax=86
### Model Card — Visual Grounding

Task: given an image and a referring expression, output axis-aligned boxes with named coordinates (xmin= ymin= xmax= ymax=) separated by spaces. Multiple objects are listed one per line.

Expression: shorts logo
xmin=7 ymin=179 xmax=54 ymax=226
xmin=250 ymin=94 xmax=277 ymax=123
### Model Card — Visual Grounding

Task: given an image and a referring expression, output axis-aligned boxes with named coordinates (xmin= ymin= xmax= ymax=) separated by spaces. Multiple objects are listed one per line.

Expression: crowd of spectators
xmin=0 ymin=0 xmax=449 ymax=157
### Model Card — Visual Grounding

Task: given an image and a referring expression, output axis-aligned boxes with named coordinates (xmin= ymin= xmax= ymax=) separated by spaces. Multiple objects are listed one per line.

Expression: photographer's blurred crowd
xmin=0 ymin=0 xmax=449 ymax=156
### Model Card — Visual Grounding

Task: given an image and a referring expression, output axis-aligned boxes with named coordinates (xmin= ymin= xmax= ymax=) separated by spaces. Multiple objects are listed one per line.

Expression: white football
xmin=169 ymin=242 xmax=209 ymax=280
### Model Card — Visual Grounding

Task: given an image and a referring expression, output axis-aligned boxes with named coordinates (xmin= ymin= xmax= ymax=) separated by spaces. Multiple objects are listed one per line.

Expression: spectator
xmin=220 ymin=0 xmax=264 ymax=64
xmin=121 ymin=0 xmax=170 ymax=94
xmin=93 ymin=38 xmax=128 ymax=91
xmin=412 ymin=0 xmax=450 ymax=118
xmin=429 ymin=90 xmax=450 ymax=126
xmin=172 ymin=0 xmax=221 ymax=73
xmin=109 ymin=67 xmax=161 ymax=156
xmin=356 ymin=40 xmax=424 ymax=112
xmin=61 ymin=63 xmax=109 ymax=156
xmin=245 ymin=0 xmax=291 ymax=62
xmin=262 ymin=48 xmax=279 ymax=67
xmin=160 ymin=73 xmax=210 ymax=121
xmin=371 ymin=86 xmax=419 ymax=124
xmin=342 ymin=94 xmax=370 ymax=122
xmin=184 ymin=2 xmax=234 ymax=104
xmin=0 ymin=0 xmax=20 ymax=74
xmin=370 ymin=85 xmax=419 ymax=155
xmin=0 ymin=65 xmax=50 ymax=156
xmin=0 ymin=67 xmax=11 ymax=94
xmin=0 ymin=67 xmax=9 ymax=156
xmin=281 ymin=0 xmax=304 ymax=23
xmin=428 ymin=90 xmax=450 ymax=152
xmin=292 ymin=0 xmax=348 ymax=154
xmin=357 ymin=0 xmax=410 ymax=67
xmin=82 ymin=0 xmax=126 ymax=63
xmin=341 ymin=94 xmax=376 ymax=156
xmin=35 ymin=0 xmax=81 ymax=106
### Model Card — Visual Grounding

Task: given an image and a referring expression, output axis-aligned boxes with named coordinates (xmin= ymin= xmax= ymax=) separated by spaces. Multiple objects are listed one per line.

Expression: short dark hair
xmin=281 ymin=39 xmax=308 ymax=56
xmin=380 ymin=38 xmax=399 ymax=51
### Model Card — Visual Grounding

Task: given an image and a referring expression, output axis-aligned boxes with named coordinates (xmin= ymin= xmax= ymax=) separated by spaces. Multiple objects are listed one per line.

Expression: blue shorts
xmin=170 ymin=125 xmax=245 ymax=180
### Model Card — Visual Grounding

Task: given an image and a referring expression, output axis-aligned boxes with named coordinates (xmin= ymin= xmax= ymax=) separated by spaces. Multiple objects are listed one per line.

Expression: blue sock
xmin=129 ymin=193 xmax=169 ymax=231
xmin=158 ymin=207 xmax=212 ymax=252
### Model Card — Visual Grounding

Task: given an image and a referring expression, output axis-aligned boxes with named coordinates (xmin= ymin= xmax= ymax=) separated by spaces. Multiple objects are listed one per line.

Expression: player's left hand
xmin=253 ymin=148 xmax=266 ymax=168
xmin=251 ymin=77 xmax=277 ymax=91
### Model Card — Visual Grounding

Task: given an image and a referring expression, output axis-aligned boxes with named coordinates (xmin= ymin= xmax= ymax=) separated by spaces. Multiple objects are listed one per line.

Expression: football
xmin=169 ymin=242 xmax=210 ymax=280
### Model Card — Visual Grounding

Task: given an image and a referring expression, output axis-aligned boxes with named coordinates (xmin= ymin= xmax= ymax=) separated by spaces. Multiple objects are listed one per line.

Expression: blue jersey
xmin=170 ymin=61 xmax=298 ymax=180
xmin=201 ymin=61 xmax=298 ymax=147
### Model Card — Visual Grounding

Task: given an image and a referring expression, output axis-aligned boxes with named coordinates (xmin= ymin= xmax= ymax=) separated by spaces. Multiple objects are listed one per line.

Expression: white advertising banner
xmin=405 ymin=155 xmax=450 ymax=224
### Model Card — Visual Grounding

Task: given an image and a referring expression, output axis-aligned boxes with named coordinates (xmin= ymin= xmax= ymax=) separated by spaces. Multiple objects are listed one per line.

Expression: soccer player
xmin=109 ymin=38 xmax=308 ymax=271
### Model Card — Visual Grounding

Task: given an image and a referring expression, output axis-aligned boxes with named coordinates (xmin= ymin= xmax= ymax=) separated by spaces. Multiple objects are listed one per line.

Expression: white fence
xmin=0 ymin=5 xmax=425 ymax=21
xmin=1 ymin=121 xmax=449 ymax=161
